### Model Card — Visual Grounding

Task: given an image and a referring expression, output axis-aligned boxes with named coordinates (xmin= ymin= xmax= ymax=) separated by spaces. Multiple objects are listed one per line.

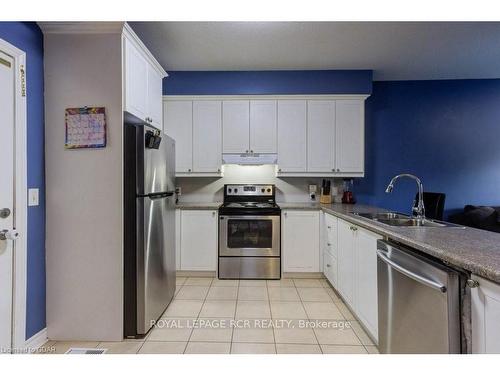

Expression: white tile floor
xmin=41 ymin=277 xmax=379 ymax=354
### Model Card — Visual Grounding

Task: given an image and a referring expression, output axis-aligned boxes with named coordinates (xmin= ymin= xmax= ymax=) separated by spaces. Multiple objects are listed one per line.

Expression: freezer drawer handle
xmin=377 ymin=250 xmax=447 ymax=293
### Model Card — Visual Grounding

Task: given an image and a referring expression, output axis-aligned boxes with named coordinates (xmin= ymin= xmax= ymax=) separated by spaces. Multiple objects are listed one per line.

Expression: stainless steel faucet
xmin=385 ymin=174 xmax=426 ymax=220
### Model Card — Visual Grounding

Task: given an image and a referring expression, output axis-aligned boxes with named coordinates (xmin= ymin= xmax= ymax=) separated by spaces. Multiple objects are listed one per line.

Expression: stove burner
xmin=220 ymin=184 xmax=280 ymax=216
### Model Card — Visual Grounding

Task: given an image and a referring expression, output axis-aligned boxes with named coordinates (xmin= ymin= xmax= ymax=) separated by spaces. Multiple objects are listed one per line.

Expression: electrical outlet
xmin=28 ymin=188 xmax=39 ymax=206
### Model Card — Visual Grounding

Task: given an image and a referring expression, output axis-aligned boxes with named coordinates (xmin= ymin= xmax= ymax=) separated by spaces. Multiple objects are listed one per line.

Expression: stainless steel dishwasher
xmin=377 ymin=240 xmax=463 ymax=353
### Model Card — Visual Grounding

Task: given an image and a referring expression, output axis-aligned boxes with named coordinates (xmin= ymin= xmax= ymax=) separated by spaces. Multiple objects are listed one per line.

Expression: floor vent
xmin=65 ymin=348 xmax=107 ymax=354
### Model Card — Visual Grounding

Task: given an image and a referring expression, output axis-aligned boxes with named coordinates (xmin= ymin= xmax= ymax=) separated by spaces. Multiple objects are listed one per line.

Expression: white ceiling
xmin=129 ymin=22 xmax=500 ymax=81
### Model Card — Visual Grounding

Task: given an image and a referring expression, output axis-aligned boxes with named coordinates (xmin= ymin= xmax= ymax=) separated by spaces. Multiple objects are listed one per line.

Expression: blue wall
xmin=357 ymin=79 xmax=500 ymax=218
xmin=164 ymin=70 xmax=372 ymax=95
xmin=0 ymin=22 xmax=45 ymax=339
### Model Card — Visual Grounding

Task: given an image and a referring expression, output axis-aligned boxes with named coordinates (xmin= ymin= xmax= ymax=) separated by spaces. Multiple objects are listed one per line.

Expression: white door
xmin=163 ymin=101 xmax=193 ymax=173
xmin=249 ymin=100 xmax=277 ymax=153
xmin=307 ymin=100 xmax=335 ymax=172
xmin=180 ymin=210 xmax=218 ymax=271
xmin=222 ymin=100 xmax=250 ymax=153
xmin=146 ymin=64 xmax=163 ymax=130
xmin=277 ymin=100 xmax=307 ymax=172
xmin=282 ymin=210 xmax=320 ymax=272
xmin=0 ymin=50 xmax=15 ymax=352
xmin=335 ymin=100 xmax=364 ymax=173
xmin=124 ymin=38 xmax=148 ymax=120
xmin=193 ymin=100 xmax=222 ymax=173
xmin=337 ymin=219 xmax=355 ymax=306
xmin=355 ymin=227 xmax=382 ymax=340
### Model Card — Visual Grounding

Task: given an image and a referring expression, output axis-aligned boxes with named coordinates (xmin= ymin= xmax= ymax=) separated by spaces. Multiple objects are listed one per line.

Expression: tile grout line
xmin=183 ymin=277 xmax=213 ymax=354
xmin=229 ymin=279 xmax=240 ymax=354
xmin=137 ymin=276 xmax=189 ymax=354
xmin=265 ymin=279 xmax=277 ymax=354
xmin=322 ymin=279 xmax=369 ymax=350
xmin=295 ymin=279 xmax=323 ymax=354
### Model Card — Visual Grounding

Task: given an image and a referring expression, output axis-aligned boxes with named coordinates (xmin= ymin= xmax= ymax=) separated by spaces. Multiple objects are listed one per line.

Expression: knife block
xmin=320 ymin=190 xmax=332 ymax=204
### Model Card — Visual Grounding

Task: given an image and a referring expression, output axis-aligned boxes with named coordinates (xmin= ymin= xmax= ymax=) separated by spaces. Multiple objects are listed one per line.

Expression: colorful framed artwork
xmin=65 ymin=107 xmax=106 ymax=149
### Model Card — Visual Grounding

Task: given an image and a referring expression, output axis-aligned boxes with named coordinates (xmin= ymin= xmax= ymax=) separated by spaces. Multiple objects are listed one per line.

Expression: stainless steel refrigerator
xmin=124 ymin=122 xmax=176 ymax=338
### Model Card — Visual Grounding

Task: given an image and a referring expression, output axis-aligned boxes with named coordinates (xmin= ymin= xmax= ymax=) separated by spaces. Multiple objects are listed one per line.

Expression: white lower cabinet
xmin=472 ymin=275 xmax=500 ymax=353
xmin=336 ymin=218 xmax=381 ymax=341
xmin=179 ymin=210 xmax=218 ymax=271
xmin=354 ymin=226 xmax=382 ymax=340
xmin=323 ymin=213 xmax=338 ymax=288
xmin=282 ymin=210 xmax=320 ymax=272
xmin=175 ymin=209 xmax=181 ymax=270
xmin=337 ymin=219 xmax=356 ymax=306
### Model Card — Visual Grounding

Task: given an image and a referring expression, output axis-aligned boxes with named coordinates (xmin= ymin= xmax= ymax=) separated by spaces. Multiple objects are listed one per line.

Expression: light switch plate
xmin=28 ymin=188 xmax=39 ymax=206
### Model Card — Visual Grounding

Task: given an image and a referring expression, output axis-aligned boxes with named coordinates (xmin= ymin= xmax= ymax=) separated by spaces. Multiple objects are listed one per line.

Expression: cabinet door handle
xmin=188 ymin=168 xmax=192 ymax=172
xmin=212 ymin=211 xmax=216 ymax=217
xmin=326 ymin=264 xmax=331 ymax=268
xmin=466 ymin=279 xmax=479 ymax=288
xmin=327 ymin=242 xmax=331 ymax=246
xmin=327 ymin=226 xmax=331 ymax=229
xmin=284 ymin=212 xmax=287 ymax=217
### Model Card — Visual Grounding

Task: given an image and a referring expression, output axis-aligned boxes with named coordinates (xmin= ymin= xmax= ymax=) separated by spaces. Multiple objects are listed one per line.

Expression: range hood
xmin=222 ymin=153 xmax=278 ymax=165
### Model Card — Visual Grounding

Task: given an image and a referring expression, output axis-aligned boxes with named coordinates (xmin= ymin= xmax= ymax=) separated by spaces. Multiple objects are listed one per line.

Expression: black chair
xmin=414 ymin=192 xmax=446 ymax=221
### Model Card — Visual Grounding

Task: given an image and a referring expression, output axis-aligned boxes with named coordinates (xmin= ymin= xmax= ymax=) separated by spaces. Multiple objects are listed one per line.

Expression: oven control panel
xmin=225 ymin=184 xmax=274 ymax=196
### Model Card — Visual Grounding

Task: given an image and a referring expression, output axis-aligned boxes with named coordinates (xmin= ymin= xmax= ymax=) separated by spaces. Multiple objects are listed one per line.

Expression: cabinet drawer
xmin=325 ymin=238 xmax=338 ymax=258
xmin=324 ymin=251 xmax=338 ymax=287
xmin=324 ymin=213 xmax=338 ymax=257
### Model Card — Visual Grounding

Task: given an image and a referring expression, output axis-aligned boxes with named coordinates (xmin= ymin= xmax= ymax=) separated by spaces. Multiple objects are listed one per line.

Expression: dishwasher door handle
xmin=377 ymin=250 xmax=447 ymax=293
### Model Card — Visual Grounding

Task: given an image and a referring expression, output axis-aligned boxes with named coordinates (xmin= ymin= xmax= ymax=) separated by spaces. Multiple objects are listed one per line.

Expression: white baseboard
xmin=19 ymin=328 xmax=48 ymax=354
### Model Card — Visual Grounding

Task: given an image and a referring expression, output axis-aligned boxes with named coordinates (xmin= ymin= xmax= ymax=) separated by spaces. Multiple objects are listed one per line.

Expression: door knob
xmin=0 ymin=229 xmax=19 ymax=241
xmin=0 ymin=208 xmax=11 ymax=219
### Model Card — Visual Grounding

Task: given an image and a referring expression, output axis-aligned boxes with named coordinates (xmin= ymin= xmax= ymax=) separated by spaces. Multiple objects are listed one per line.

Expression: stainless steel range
xmin=218 ymin=184 xmax=281 ymax=280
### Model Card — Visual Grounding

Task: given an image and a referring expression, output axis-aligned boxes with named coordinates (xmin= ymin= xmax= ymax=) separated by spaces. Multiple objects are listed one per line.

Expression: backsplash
xmin=176 ymin=164 xmax=343 ymax=203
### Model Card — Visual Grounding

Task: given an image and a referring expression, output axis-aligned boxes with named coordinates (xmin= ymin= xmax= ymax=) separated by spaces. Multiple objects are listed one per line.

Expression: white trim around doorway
xmin=0 ymin=38 xmax=44 ymax=352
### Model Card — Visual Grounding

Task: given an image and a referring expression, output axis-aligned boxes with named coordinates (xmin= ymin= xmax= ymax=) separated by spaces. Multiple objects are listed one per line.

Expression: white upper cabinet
xmin=335 ymin=99 xmax=364 ymax=173
xmin=146 ymin=64 xmax=163 ymax=129
xmin=307 ymin=100 xmax=335 ymax=172
xmin=250 ymin=100 xmax=277 ymax=153
xmin=123 ymin=33 xmax=166 ymax=131
xmin=277 ymin=100 xmax=307 ymax=173
xmin=222 ymin=100 xmax=250 ymax=153
xmin=163 ymin=95 xmax=366 ymax=177
xmin=193 ymin=101 xmax=222 ymax=173
xmin=163 ymin=101 xmax=193 ymax=173
xmin=124 ymin=37 xmax=148 ymax=119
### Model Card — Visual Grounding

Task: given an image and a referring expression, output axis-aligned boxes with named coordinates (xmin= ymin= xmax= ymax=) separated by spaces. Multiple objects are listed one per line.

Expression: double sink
xmin=352 ymin=212 xmax=463 ymax=228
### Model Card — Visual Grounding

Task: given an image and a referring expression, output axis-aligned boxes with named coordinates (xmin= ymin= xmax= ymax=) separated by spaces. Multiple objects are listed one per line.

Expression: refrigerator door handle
xmin=139 ymin=191 xmax=175 ymax=200
xmin=377 ymin=250 xmax=447 ymax=293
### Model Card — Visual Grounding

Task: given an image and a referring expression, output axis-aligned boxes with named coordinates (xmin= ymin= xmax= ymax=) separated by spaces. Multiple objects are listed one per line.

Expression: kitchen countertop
xmin=281 ymin=202 xmax=500 ymax=284
xmin=175 ymin=202 xmax=222 ymax=210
